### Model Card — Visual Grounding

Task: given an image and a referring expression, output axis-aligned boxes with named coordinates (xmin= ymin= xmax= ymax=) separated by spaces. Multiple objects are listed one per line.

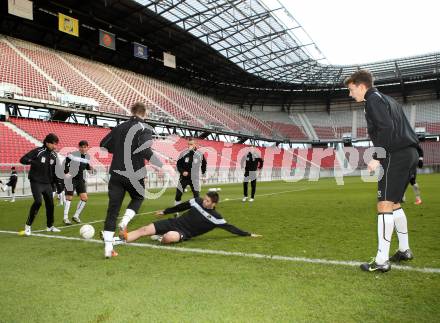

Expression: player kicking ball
xmin=116 ymin=192 xmax=261 ymax=246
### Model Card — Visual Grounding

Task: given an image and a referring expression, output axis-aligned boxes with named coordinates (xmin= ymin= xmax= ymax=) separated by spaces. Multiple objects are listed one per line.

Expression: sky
xmin=262 ymin=0 xmax=440 ymax=65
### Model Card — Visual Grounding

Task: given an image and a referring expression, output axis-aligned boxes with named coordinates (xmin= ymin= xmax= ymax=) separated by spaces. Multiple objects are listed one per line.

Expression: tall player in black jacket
xmin=346 ymin=70 xmax=419 ymax=272
xmin=20 ymin=133 xmax=61 ymax=236
xmin=175 ymin=139 xmax=207 ymax=206
xmin=100 ymin=102 xmax=164 ymax=258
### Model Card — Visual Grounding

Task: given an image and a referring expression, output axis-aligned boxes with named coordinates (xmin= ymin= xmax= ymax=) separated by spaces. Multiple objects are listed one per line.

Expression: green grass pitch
xmin=0 ymin=175 xmax=439 ymax=322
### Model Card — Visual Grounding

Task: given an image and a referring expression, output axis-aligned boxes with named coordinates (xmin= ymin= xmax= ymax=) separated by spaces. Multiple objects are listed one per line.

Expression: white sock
xmin=393 ymin=208 xmax=410 ymax=252
xmin=73 ymin=200 xmax=86 ymax=218
xmin=120 ymin=209 xmax=136 ymax=228
xmin=103 ymin=231 xmax=115 ymax=253
xmin=412 ymin=184 xmax=421 ymax=199
xmin=57 ymin=193 xmax=63 ymax=205
xmin=375 ymin=212 xmax=394 ymax=265
xmin=64 ymin=200 xmax=71 ymax=220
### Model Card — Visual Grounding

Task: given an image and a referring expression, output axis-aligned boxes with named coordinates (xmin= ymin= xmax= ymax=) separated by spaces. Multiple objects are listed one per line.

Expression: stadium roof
xmin=134 ymin=0 xmax=440 ymax=86
xmin=2 ymin=0 xmax=438 ymax=105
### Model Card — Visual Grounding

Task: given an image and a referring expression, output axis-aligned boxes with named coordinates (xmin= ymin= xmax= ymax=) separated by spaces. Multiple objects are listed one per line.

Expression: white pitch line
xmin=34 ymin=187 xmax=309 ymax=232
xmin=33 ymin=218 xmax=107 ymax=233
xmin=0 ymin=230 xmax=439 ymax=274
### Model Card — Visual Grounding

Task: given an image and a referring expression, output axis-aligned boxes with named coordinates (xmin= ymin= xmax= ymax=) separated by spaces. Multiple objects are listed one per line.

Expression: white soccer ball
xmin=80 ymin=224 xmax=95 ymax=240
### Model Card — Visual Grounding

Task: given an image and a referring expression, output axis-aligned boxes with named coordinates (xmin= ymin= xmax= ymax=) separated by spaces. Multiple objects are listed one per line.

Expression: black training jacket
xmin=176 ymin=149 xmax=207 ymax=176
xmin=100 ymin=116 xmax=163 ymax=176
xmin=241 ymin=152 xmax=264 ymax=172
xmin=64 ymin=151 xmax=91 ymax=181
xmin=364 ymin=88 xmax=418 ymax=158
xmin=7 ymin=171 xmax=18 ymax=186
xmin=20 ymin=146 xmax=57 ymax=184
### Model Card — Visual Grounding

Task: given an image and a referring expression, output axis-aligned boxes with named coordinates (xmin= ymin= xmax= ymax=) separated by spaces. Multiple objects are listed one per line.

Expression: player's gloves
xmin=418 ymin=158 xmax=423 ymax=168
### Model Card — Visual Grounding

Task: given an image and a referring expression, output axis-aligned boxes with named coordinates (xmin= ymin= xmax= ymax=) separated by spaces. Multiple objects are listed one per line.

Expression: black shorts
xmin=244 ymin=170 xmax=258 ymax=181
xmin=377 ymin=146 xmax=418 ymax=203
xmin=65 ymin=179 xmax=87 ymax=196
xmin=6 ymin=182 xmax=17 ymax=194
xmin=153 ymin=219 xmax=189 ymax=241
xmin=177 ymin=177 xmax=198 ymax=192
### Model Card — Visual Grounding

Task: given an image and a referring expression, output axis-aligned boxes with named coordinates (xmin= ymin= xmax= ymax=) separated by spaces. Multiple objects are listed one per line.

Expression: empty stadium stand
xmin=0 ymin=122 xmax=37 ymax=170
xmin=1 ymin=35 xmax=440 ymax=145
xmin=9 ymin=117 xmax=112 ymax=166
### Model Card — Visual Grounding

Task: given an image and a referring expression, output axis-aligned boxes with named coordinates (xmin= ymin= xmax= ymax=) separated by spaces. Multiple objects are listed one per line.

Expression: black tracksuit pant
xmin=243 ymin=180 xmax=257 ymax=198
xmin=26 ymin=181 xmax=54 ymax=227
xmin=243 ymin=170 xmax=257 ymax=198
xmin=104 ymin=175 xmax=144 ymax=231
xmin=175 ymin=177 xmax=200 ymax=202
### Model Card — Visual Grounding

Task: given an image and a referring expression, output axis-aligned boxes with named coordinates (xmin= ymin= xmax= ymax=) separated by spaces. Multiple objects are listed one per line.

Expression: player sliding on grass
xmin=119 ymin=191 xmax=261 ymax=245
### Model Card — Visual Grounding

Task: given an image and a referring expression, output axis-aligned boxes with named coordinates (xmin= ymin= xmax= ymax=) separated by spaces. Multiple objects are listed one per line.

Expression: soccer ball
xmin=79 ymin=224 xmax=95 ymax=240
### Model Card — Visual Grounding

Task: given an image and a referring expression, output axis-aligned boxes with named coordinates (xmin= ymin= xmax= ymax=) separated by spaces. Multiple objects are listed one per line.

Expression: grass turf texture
xmin=0 ymin=175 xmax=439 ymax=322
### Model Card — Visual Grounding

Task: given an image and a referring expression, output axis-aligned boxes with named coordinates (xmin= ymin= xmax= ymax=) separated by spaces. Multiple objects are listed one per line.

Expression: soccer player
xmin=241 ymin=147 xmax=264 ymax=202
xmin=100 ymin=102 xmax=164 ymax=259
xmin=345 ymin=70 xmax=419 ymax=272
xmin=409 ymin=144 xmax=424 ymax=205
xmin=174 ymin=139 xmax=207 ymax=209
xmin=63 ymin=140 xmax=92 ymax=225
xmin=1 ymin=166 xmax=18 ymax=202
xmin=119 ymin=191 xmax=261 ymax=244
xmin=20 ymin=133 xmax=61 ymax=236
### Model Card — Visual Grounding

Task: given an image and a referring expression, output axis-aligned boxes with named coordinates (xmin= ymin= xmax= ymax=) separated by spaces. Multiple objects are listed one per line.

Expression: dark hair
xmin=344 ymin=69 xmax=373 ymax=88
xmin=206 ymin=191 xmax=219 ymax=204
xmin=78 ymin=140 xmax=89 ymax=147
xmin=11 ymin=166 xmax=15 ymax=170
xmin=131 ymin=102 xmax=147 ymax=116
xmin=43 ymin=133 xmax=59 ymax=144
